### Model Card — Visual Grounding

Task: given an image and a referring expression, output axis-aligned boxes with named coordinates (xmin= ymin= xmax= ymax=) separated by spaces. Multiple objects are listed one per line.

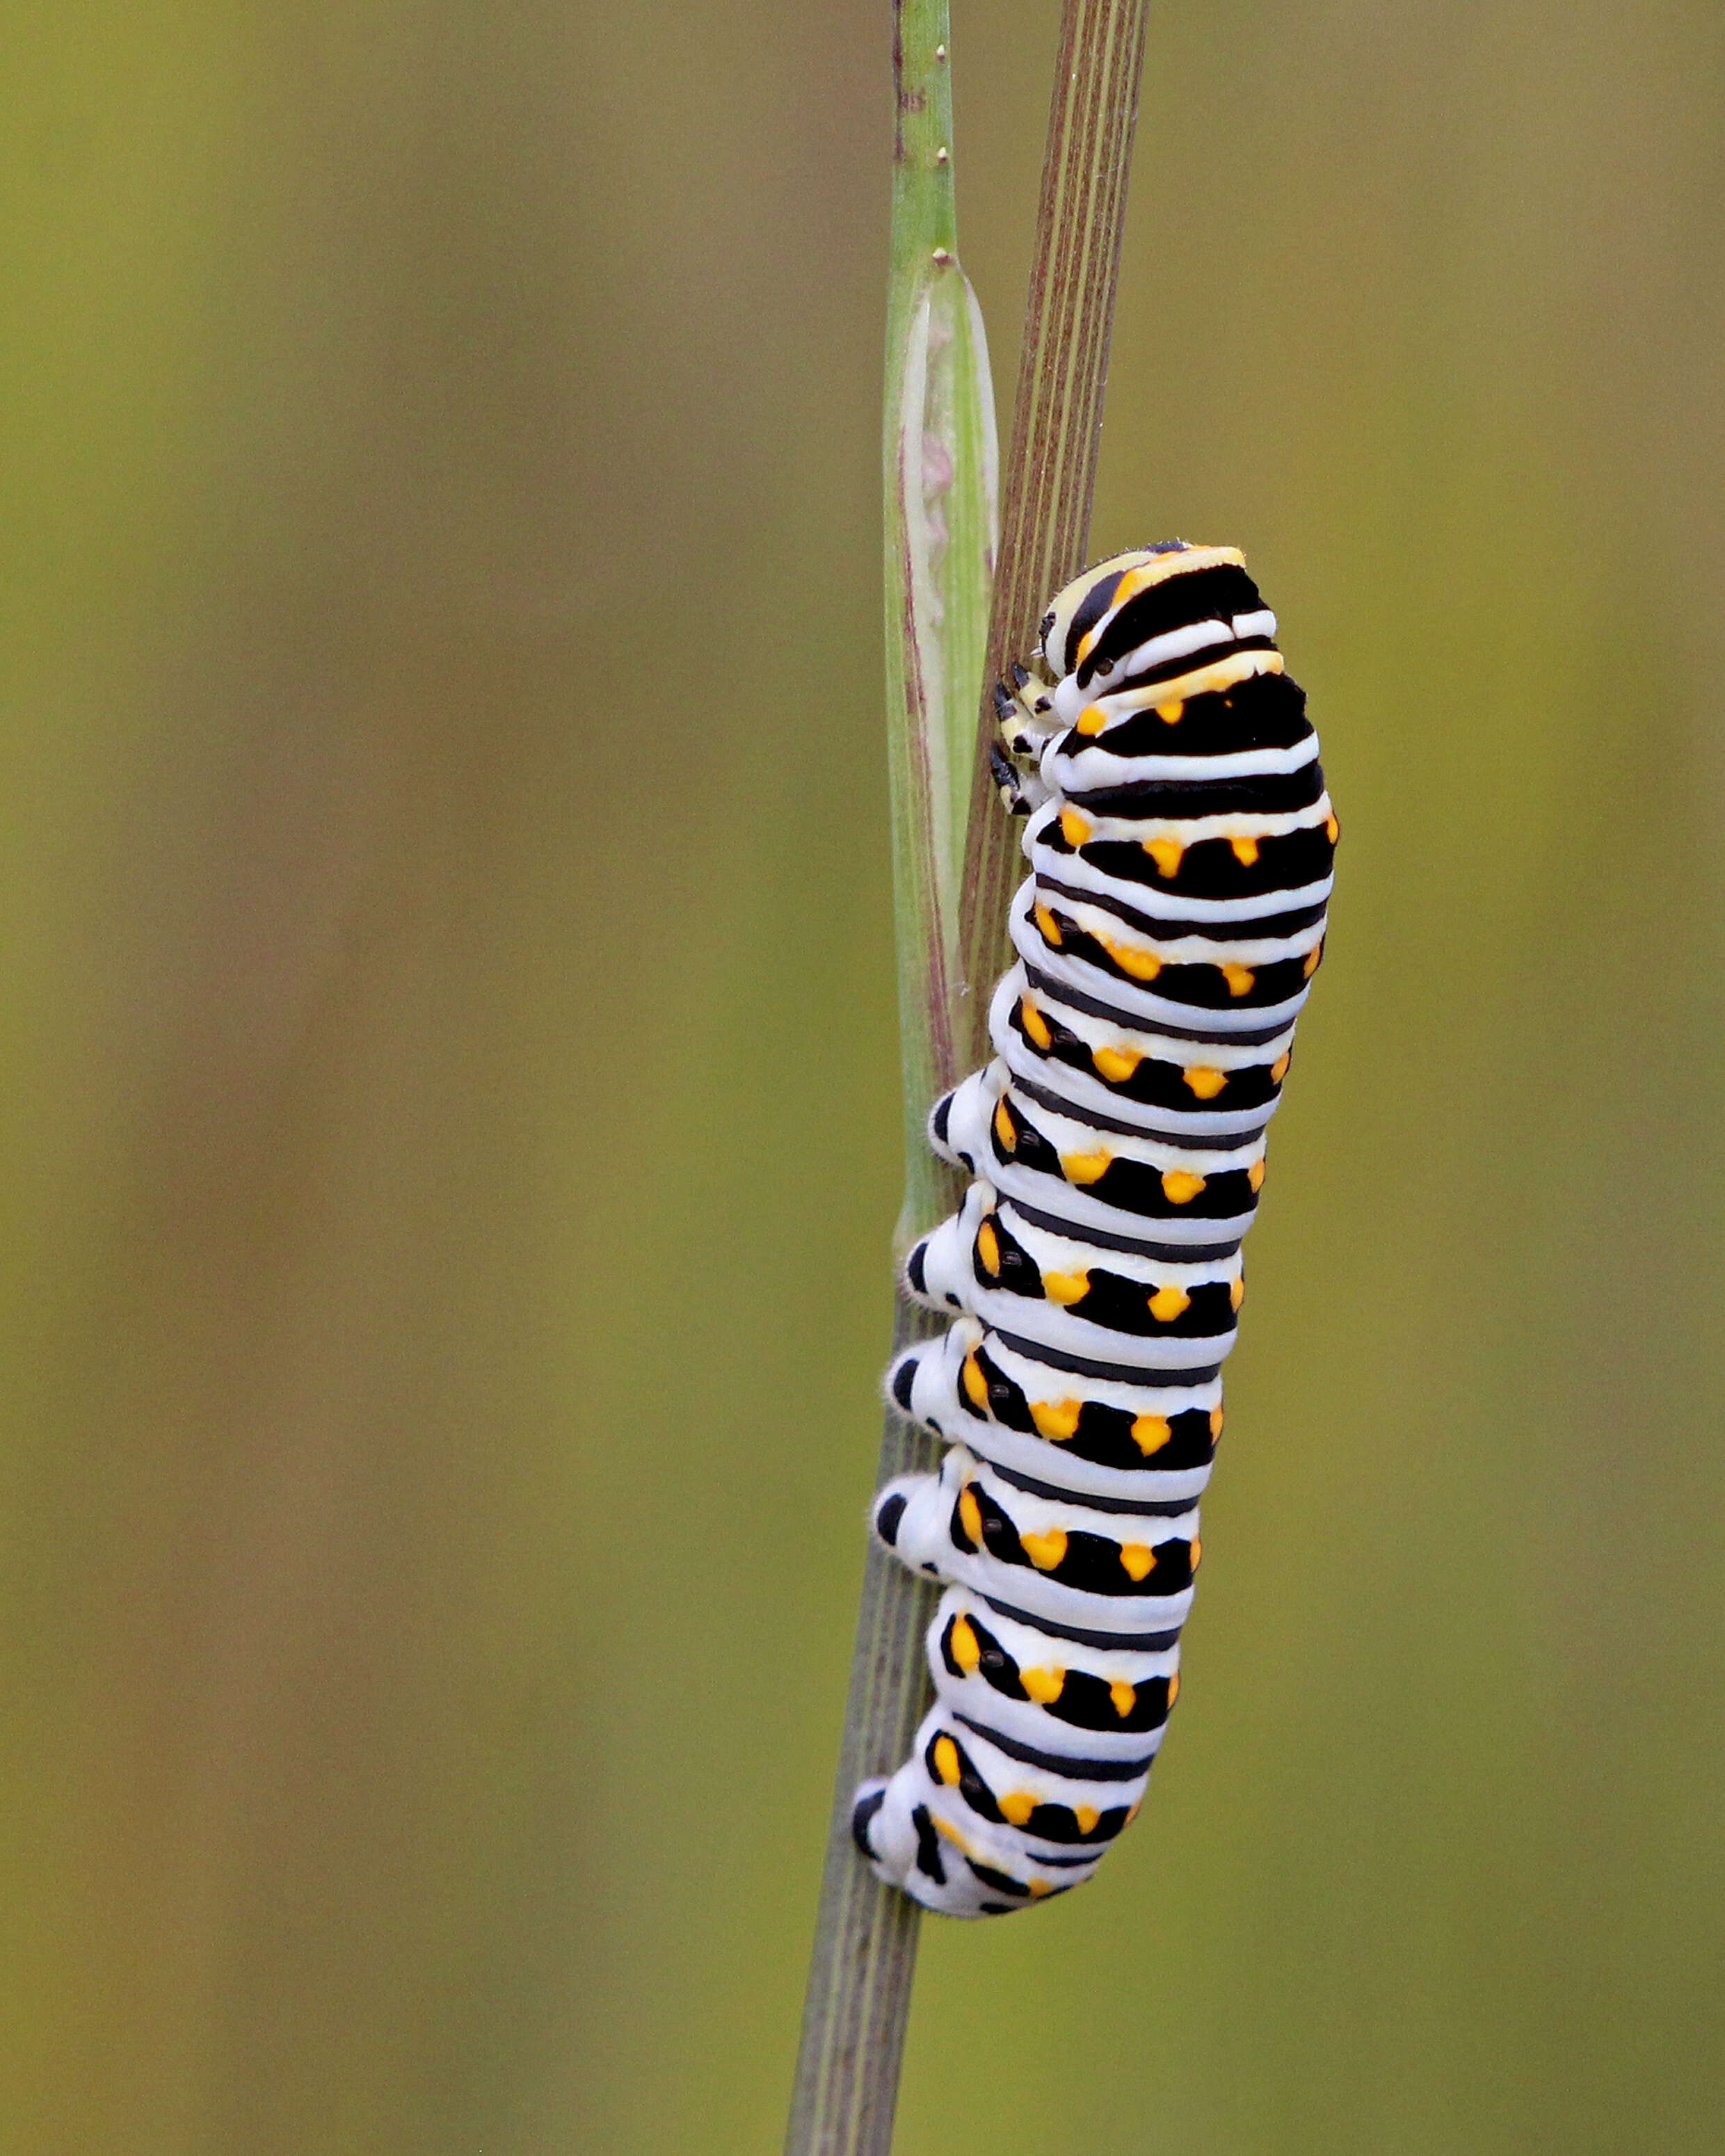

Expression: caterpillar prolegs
xmin=852 ymin=542 xmax=1335 ymax=1917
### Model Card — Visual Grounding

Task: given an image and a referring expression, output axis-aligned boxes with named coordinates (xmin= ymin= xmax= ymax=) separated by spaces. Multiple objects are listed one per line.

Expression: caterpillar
xmin=852 ymin=541 xmax=1335 ymax=1917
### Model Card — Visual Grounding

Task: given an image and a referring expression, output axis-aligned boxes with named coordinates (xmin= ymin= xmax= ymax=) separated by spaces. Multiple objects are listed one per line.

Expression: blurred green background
xmin=3 ymin=1 xmax=1723 ymax=2150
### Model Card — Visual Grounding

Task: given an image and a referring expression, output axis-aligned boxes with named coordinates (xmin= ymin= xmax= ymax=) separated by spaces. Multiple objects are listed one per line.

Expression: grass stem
xmin=956 ymin=0 xmax=1153 ymax=1068
xmin=785 ymin=9 xmax=1151 ymax=2150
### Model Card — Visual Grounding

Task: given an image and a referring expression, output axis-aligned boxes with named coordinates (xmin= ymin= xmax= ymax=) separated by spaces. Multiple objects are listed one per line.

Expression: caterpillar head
xmin=1040 ymin=540 xmax=1249 ymax=682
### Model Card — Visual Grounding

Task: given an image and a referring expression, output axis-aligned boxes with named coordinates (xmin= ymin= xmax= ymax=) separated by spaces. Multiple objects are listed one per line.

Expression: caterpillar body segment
xmin=855 ymin=541 xmax=1335 ymax=1917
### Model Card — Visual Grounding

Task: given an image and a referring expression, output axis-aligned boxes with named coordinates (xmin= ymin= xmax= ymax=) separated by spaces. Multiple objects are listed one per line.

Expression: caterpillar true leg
xmin=855 ymin=542 xmax=1335 ymax=1917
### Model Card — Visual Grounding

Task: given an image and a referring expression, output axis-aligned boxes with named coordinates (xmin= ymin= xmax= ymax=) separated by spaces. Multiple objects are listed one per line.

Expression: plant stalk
xmin=956 ymin=0 xmax=1153 ymax=1070
xmin=785 ymin=7 xmax=1152 ymax=2152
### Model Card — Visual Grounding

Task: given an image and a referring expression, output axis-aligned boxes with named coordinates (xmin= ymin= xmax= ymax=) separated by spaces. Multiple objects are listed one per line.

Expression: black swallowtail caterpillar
xmin=852 ymin=542 xmax=1335 ymax=1917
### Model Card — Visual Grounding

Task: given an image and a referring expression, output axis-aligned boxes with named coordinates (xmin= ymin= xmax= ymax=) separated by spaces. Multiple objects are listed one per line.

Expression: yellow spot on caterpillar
xmin=1093 ymin=1043 xmax=1141 ymax=1084
xmin=1303 ymin=942 xmax=1323 ymax=977
xmin=976 ymin=1221 xmax=1002 ymax=1276
xmin=1325 ymin=813 xmax=1340 ymax=844
xmin=1168 ymin=1671 xmax=1181 ymax=1705
xmin=1034 ymin=902 xmax=1064 ymax=947
xmin=1148 ymin=1285 xmax=1191 ymax=1323
xmin=958 ymin=1484 xmax=984 ymax=1547
xmin=1098 ymin=933 xmax=1162 ymax=982
xmin=1027 ymin=1878 xmax=1053 ymax=1899
xmin=1118 ymin=1543 xmax=1156 ymax=1582
xmin=933 ymin=1735 xmax=961 ymax=1786
xmin=1109 ymin=1679 xmax=1137 ymax=1717
xmin=1247 ymin=1158 xmax=1266 ymax=1191
xmin=1042 ymin=1270 xmax=1089 ymax=1306
xmin=1143 ymin=837 xmax=1185 ymax=878
xmin=1021 ymin=1666 xmax=1065 ymax=1705
xmin=950 ymin=1616 xmax=981 ymax=1673
xmin=1135 ymin=644 xmax=1281 ymax=709
xmin=1189 ymin=1537 xmax=1203 ymax=1568
xmin=994 ymin=1098 xmax=1017 ymax=1151
xmin=1271 ymin=1052 xmax=1291 ymax=1082
xmin=1210 ymin=1407 xmax=1224 ymax=1439
xmin=1110 ymin=565 xmax=1153 ymax=606
xmin=1220 ymin=962 xmax=1256 ymax=997
xmin=1230 ymin=835 xmax=1260 ymax=866
xmin=934 ymin=1813 xmax=977 ymax=1856
xmin=1062 ymin=1148 xmax=1112 ymax=1185
xmin=1131 ymin=1413 xmax=1172 ymax=1455
xmin=1156 ymin=698 xmax=1184 ymax=724
xmin=1019 ymin=996 xmax=1052 ymax=1049
xmin=1020 ymin=1527 xmax=1068 ymax=1571
xmin=1074 ymin=1803 xmax=1102 ymax=1835
xmin=1000 ymin=1790 xmax=1036 ymax=1827
xmin=1030 ymin=1398 xmax=1082 ymax=1442
xmin=1162 ymin=1168 xmax=1207 ymax=1204
xmin=1183 ymin=1065 xmax=1226 ymax=1100
xmin=962 ymin=1353 xmax=990 ymax=1409
xmin=1105 ymin=654 xmax=1277 ymax=727
xmin=1229 ymin=1276 xmax=1244 ymax=1312
xmin=1075 ymin=704 xmax=1108 ymax=737
xmin=1114 ymin=549 xmax=1247 ymax=600
xmin=1059 ymin=805 xmax=1092 ymax=848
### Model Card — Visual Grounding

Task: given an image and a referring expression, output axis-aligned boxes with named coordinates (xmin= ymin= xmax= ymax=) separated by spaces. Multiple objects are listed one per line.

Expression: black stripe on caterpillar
xmin=853 ymin=542 xmax=1336 ymax=1917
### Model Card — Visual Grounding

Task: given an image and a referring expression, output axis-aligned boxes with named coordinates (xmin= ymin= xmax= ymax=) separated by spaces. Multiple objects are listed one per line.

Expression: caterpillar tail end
xmin=849 ymin=1770 xmax=965 ymax=1915
xmin=851 ymin=1756 xmax=1047 ymax=1919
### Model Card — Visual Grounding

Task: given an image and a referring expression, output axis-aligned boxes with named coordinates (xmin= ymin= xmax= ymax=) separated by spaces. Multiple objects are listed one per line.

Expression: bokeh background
xmin=5 ymin=1 xmax=1723 ymax=2150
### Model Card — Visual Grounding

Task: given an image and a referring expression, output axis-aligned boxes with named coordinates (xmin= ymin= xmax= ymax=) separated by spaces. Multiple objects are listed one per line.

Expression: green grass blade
xmin=881 ymin=29 xmax=998 ymax=1253
xmin=884 ymin=248 xmax=999 ymax=1250
xmin=785 ymin=17 xmax=988 ymax=2156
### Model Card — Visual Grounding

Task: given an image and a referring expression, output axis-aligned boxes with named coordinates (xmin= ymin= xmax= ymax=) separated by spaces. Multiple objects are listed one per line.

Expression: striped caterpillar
xmin=852 ymin=542 xmax=1335 ymax=1917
